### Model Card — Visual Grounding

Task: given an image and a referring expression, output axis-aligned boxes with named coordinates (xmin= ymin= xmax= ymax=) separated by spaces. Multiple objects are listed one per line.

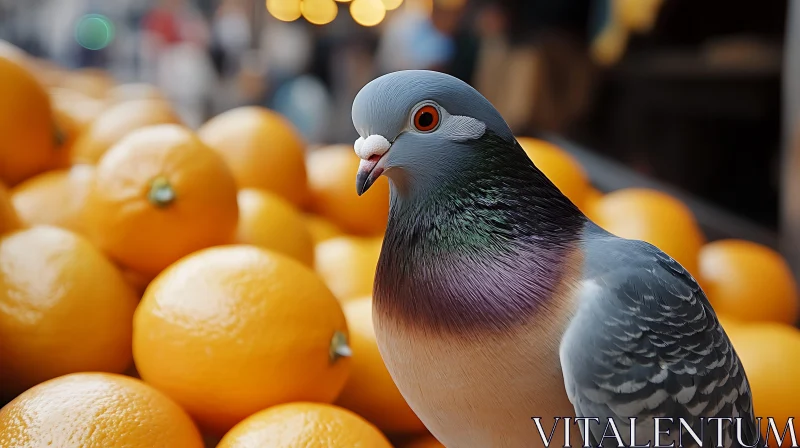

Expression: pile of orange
xmin=0 ymin=45 xmax=427 ymax=448
xmin=0 ymin=42 xmax=798 ymax=448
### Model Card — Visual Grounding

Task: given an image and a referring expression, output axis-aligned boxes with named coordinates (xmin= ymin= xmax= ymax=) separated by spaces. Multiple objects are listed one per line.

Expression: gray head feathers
xmin=352 ymin=70 xmax=514 ymax=143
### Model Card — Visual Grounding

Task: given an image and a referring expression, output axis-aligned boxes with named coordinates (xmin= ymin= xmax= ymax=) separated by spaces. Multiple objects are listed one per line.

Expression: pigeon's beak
xmin=354 ymin=135 xmax=391 ymax=196
xmin=356 ymin=154 xmax=389 ymax=196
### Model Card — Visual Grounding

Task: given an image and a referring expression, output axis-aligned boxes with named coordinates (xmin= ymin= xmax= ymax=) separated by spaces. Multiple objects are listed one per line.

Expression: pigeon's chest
xmin=373 ymin=292 xmax=583 ymax=448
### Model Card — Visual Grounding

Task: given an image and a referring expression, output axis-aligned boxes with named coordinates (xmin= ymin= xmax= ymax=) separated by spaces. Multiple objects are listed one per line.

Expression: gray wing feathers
xmin=560 ymin=235 xmax=757 ymax=447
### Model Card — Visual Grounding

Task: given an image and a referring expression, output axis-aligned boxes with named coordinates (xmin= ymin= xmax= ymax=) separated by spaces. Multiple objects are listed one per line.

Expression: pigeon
xmin=352 ymin=70 xmax=758 ymax=448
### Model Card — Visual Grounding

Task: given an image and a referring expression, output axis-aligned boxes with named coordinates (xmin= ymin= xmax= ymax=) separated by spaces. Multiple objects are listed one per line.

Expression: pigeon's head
xmin=352 ymin=70 xmax=514 ymax=196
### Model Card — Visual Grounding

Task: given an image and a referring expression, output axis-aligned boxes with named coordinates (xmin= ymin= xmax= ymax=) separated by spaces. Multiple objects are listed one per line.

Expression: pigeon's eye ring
xmin=413 ymin=105 xmax=440 ymax=133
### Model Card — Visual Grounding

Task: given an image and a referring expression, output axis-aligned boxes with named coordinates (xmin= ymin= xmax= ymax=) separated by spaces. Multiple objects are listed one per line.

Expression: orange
xmin=198 ymin=106 xmax=308 ymax=207
xmin=84 ymin=124 xmax=239 ymax=277
xmin=217 ymin=402 xmax=393 ymax=448
xmin=0 ymin=55 xmax=59 ymax=186
xmin=72 ymin=98 xmax=182 ymax=164
xmin=49 ymin=87 xmax=105 ymax=130
xmin=51 ymin=105 xmax=81 ymax=168
xmin=59 ymin=68 xmax=116 ymax=99
xmin=0 ymin=226 xmax=138 ymax=400
xmin=580 ymin=187 xmax=603 ymax=219
xmin=0 ymin=44 xmax=59 ymax=89
xmin=699 ymin=239 xmax=799 ymax=325
xmin=591 ymin=188 xmax=705 ymax=276
xmin=307 ymin=145 xmax=389 ymax=236
xmin=518 ymin=137 xmax=590 ymax=207
xmin=727 ymin=323 xmax=800 ymax=447
xmin=0 ymin=372 xmax=204 ymax=448
xmin=11 ymin=164 xmax=95 ymax=235
xmin=236 ymin=188 xmax=314 ymax=266
xmin=315 ymin=236 xmax=383 ymax=301
xmin=404 ymin=435 xmax=445 ymax=448
xmin=133 ymin=245 xmax=351 ymax=435
xmin=0 ymin=41 xmax=37 ymax=79
xmin=106 ymin=83 xmax=165 ymax=105
xmin=305 ymin=214 xmax=346 ymax=244
xmin=28 ymin=58 xmax=67 ymax=88
xmin=337 ymin=297 xmax=427 ymax=434
xmin=0 ymin=182 xmax=21 ymax=235
xmin=715 ymin=313 xmax=745 ymax=334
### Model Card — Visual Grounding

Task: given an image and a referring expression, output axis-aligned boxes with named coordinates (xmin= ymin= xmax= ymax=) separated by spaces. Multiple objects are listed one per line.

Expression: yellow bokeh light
xmin=381 ymin=0 xmax=404 ymax=11
xmin=334 ymin=0 xmax=351 ymax=2
xmin=302 ymin=0 xmax=339 ymax=24
xmin=266 ymin=0 xmax=302 ymax=21
xmin=350 ymin=0 xmax=386 ymax=26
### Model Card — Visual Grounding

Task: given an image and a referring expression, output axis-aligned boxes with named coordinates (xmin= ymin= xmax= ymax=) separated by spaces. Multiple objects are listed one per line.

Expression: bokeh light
xmin=301 ymin=0 xmax=339 ymax=25
xmin=350 ymin=0 xmax=386 ymax=27
xmin=381 ymin=0 xmax=404 ymax=11
xmin=267 ymin=0 xmax=302 ymax=22
xmin=74 ymin=14 xmax=115 ymax=51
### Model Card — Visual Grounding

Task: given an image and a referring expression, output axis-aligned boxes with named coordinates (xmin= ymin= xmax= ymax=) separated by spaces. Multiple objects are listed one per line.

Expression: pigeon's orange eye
xmin=413 ymin=105 xmax=440 ymax=132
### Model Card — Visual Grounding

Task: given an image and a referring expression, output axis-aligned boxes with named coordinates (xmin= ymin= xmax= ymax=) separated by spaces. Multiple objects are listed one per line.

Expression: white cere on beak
xmin=354 ymin=135 xmax=391 ymax=160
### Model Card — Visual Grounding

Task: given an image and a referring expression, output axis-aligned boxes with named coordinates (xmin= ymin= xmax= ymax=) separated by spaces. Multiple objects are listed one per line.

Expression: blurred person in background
xmin=141 ymin=0 xmax=216 ymax=127
xmin=210 ymin=0 xmax=252 ymax=78
xmin=318 ymin=23 xmax=378 ymax=144
xmin=437 ymin=2 xmax=482 ymax=84
xmin=375 ymin=5 xmax=456 ymax=75
xmin=375 ymin=1 xmax=478 ymax=78
xmin=140 ymin=0 xmax=212 ymax=79
xmin=259 ymin=18 xmax=314 ymax=99
xmin=472 ymin=0 xmax=596 ymax=136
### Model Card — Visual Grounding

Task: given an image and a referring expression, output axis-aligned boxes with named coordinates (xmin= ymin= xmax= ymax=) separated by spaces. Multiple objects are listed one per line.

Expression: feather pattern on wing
xmin=560 ymin=224 xmax=758 ymax=448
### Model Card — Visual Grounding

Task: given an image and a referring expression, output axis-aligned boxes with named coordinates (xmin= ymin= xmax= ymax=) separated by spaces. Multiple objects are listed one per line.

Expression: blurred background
xmin=2 ymin=0 xmax=796 ymax=276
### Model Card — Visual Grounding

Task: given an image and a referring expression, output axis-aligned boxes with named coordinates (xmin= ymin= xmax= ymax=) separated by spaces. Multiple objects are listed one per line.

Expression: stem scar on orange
xmin=84 ymin=124 xmax=239 ymax=277
xmin=133 ymin=246 xmax=352 ymax=436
